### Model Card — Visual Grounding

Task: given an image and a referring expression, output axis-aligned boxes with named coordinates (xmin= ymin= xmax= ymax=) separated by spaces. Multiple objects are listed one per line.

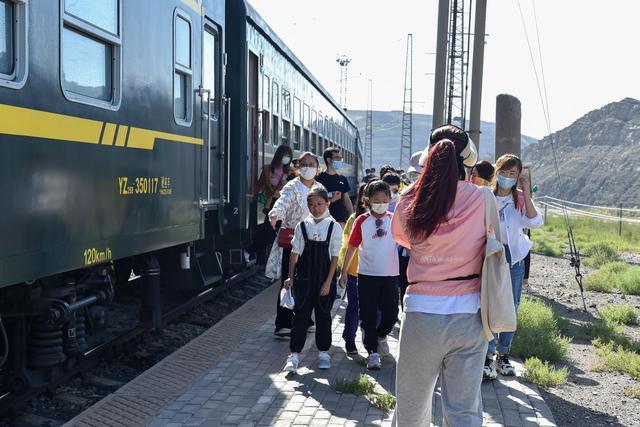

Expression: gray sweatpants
xmin=395 ymin=311 xmax=487 ymax=427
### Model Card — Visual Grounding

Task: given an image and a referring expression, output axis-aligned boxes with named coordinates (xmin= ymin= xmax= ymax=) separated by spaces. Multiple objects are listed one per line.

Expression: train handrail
xmin=225 ymin=96 xmax=231 ymax=203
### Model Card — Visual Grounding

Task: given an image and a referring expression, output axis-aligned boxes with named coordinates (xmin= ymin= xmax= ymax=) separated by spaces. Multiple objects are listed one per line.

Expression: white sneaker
xmin=318 ymin=351 xmax=331 ymax=369
xmin=284 ymin=353 xmax=299 ymax=372
xmin=367 ymin=353 xmax=381 ymax=370
xmin=483 ymin=355 xmax=497 ymax=380
xmin=496 ymin=354 xmax=516 ymax=376
xmin=378 ymin=337 xmax=390 ymax=357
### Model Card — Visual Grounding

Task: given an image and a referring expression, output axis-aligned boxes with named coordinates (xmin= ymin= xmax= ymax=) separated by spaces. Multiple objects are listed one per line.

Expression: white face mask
xmin=282 ymin=156 xmax=291 ymax=165
xmin=312 ymin=209 xmax=331 ymax=220
xmin=371 ymin=203 xmax=389 ymax=214
xmin=299 ymin=166 xmax=317 ymax=180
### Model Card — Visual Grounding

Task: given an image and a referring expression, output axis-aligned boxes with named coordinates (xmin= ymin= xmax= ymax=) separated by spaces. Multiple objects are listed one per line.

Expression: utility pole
xmin=365 ymin=79 xmax=373 ymax=169
xmin=432 ymin=0 xmax=450 ymax=129
xmin=336 ymin=55 xmax=352 ymax=109
xmin=400 ymin=34 xmax=413 ymax=170
xmin=468 ymin=0 xmax=487 ymax=151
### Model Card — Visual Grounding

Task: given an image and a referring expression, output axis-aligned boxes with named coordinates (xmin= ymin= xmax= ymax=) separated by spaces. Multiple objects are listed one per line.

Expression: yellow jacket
xmin=338 ymin=213 xmax=359 ymax=277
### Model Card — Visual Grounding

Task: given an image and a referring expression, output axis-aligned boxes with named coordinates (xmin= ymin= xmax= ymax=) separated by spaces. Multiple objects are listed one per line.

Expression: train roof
xmin=244 ymin=1 xmax=357 ymax=129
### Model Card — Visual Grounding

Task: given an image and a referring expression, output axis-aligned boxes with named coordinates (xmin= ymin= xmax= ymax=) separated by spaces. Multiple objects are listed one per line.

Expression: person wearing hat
xmin=406 ymin=151 xmax=423 ymax=183
xmin=391 ymin=124 xmax=489 ymax=426
xmin=471 ymin=160 xmax=495 ymax=187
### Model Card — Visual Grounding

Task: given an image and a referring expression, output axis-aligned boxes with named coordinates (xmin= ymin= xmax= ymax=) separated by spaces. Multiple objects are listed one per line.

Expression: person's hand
xmin=284 ymin=278 xmax=293 ymax=289
xmin=339 ymin=273 xmax=347 ymax=288
xmin=331 ymin=191 xmax=342 ymax=202
xmin=518 ymin=176 xmax=531 ymax=198
xmin=319 ymin=280 xmax=331 ymax=296
xmin=270 ymin=216 xmax=278 ymax=229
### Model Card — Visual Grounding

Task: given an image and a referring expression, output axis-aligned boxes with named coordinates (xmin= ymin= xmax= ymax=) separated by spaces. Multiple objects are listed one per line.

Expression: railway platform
xmin=66 ymin=281 xmax=557 ymax=427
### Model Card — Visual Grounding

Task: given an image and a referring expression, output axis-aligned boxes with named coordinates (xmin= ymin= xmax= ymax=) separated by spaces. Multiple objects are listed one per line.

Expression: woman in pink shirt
xmin=391 ymin=125 xmax=491 ymax=426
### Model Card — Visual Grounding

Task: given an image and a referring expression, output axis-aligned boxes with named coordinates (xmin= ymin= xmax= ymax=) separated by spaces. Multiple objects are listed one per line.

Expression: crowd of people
xmin=255 ymin=124 xmax=543 ymax=426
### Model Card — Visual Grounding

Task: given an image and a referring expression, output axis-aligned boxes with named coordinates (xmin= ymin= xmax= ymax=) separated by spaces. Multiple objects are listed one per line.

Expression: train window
xmin=303 ymin=104 xmax=310 ymax=129
xmin=0 ymin=0 xmax=13 ymax=76
xmin=303 ymin=129 xmax=309 ymax=152
xmin=293 ymin=97 xmax=301 ymax=125
xmin=318 ymin=113 xmax=323 ymax=135
xmin=293 ymin=124 xmax=301 ymax=150
xmin=263 ymin=75 xmax=270 ymax=110
xmin=272 ymin=114 xmax=279 ymax=146
xmin=203 ymin=29 xmax=217 ymax=102
xmin=173 ymin=11 xmax=193 ymax=125
xmin=311 ymin=133 xmax=317 ymax=154
xmin=272 ymin=82 xmax=279 ymax=114
xmin=262 ymin=110 xmax=270 ymax=145
xmin=282 ymin=119 xmax=290 ymax=146
xmin=282 ymin=89 xmax=291 ymax=118
xmin=311 ymin=109 xmax=317 ymax=132
xmin=61 ymin=0 xmax=121 ymax=107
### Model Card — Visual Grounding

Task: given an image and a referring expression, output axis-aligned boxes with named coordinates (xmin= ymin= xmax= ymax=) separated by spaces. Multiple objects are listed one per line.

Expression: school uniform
xmin=348 ymin=212 xmax=399 ymax=354
xmin=289 ymin=216 xmax=342 ymax=353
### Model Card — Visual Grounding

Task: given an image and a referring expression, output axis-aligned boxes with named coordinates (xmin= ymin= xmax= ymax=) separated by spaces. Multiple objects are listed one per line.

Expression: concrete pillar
xmin=432 ymin=0 xmax=450 ymax=130
xmin=468 ymin=0 xmax=487 ymax=151
xmin=495 ymin=94 xmax=522 ymax=160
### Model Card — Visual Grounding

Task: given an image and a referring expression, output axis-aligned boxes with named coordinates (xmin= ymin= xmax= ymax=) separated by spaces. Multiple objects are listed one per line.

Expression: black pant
xmin=358 ymin=274 xmax=399 ymax=354
xmin=524 ymin=251 xmax=531 ymax=280
xmin=398 ymin=253 xmax=410 ymax=308
xmin=290 ymin=280 xmax=335 ymax=353
xmin=275 ymin=247 xmax=294 ymax=332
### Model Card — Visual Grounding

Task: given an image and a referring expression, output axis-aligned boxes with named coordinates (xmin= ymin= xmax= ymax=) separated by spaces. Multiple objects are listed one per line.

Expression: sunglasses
xmin=375 ymin=218 xmax=386 ymax=237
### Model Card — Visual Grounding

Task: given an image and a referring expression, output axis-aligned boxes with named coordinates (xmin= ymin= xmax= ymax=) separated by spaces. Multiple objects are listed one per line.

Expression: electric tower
xmin=365 ymin=79 xmax=373 ymax=169
xmin=445 ymin=0 xmax=472 ymax=128
xmin=336 ymin=55 xmax=352 ymax=109
xmin=399 ymin=34 xmax=413 ymax=170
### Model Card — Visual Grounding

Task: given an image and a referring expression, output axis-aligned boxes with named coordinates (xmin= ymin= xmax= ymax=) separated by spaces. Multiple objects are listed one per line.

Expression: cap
xmin=407 ymin=151 xmax=423 ymax=173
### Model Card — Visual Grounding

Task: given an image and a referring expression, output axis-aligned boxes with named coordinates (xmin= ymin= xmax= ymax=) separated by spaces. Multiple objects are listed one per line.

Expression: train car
xmin=0 ymin=0 xmax=363 ymax=407
xmin=224 ymin=0 xmax=362 ymax=248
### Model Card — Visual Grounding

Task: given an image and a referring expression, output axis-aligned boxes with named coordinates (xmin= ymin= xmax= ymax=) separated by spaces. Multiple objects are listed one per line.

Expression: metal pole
xmin=432 ymin=0 xmax=450 ymax=129
xmin=468 ymin=0 xmax=487 ymax=151
xmin=619 ymin=203 xmax=623 ymax=236
xmin=544 ymin=204 xmax=548 ymax=225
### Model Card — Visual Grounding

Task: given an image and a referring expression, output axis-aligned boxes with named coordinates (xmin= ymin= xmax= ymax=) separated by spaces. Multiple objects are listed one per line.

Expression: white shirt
xmin=291 ymin=216 xmax=343 ymax=259
xmin=404 ymin=293 xmax=481 ymax=315
xmin=496 ymin=195 xmax=544 ymax=265
xmin=348 ymin=213 xmax=399 ymax=276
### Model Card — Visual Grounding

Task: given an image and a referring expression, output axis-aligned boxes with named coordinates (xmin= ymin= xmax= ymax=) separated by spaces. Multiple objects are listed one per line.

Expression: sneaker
xmin=318 ymin=351 xmax=331 ymax=369
xmin=284 ymin=353 xmax=299 ymax=372
xmin=378 ymin=337 xmax=390 ymax=357
xmin=496 ymin=353 xmax=516 ymax=376
xmin=367 ymin=353 xmax=382 ymax=370
xmin=483 ymin=355 xmax=497 ymax=380
xmin=307 ymin=325 xmax=316 ymax=333
xmin=274 ymin=328 xmax=291 ymax=337
xmin=345 ymin=340 xmax=358 ymax=355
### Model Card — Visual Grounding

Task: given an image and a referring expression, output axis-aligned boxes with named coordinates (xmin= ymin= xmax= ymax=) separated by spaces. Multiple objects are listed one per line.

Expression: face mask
xmin=371 ymin=203 xmax=389 ymax=214
xmin=282 ymin=156 xmax=291 ymax=165
xmin=300 ymin=166 xmax=317 ymax=180
xmin=312 ymin=209 xmax=331 ymax=220
xmin=497 ymin=175 xmax=516 ymax=190
xmin=332 ymin=160 xmax=343 ymax=170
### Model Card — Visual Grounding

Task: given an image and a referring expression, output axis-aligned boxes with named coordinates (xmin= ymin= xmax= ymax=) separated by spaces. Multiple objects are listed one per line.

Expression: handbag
xmin=277 ymin=227 xmax=295 ymax=249
xmin=480 ymin=186 xmax=517 ymax=341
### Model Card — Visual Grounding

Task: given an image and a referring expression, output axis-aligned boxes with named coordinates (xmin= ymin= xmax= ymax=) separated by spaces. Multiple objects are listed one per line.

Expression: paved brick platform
xmin=67 ymin=280 xmax=556 ymax=426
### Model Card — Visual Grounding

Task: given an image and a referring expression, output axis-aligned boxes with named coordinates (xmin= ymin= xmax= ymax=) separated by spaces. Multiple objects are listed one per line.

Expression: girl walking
xmin=340 ymin=180 xmax=399 ymax=370
xmin=283 ymin=187 xmax=342 ymax=372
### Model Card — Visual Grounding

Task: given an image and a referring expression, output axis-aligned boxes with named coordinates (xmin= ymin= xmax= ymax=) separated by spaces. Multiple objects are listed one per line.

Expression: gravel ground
xmin=526 ymin=253 xmax=640 ymax=427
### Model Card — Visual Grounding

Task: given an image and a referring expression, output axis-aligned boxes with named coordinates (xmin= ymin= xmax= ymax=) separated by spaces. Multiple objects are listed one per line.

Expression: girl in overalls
xmin=283 ymin=187 xmax=343 ymax=372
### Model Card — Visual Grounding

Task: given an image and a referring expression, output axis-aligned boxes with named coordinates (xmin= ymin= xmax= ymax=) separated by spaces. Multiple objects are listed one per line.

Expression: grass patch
xmin=532 ymin=230 xmax=564 ymax=257
xmin=582 ymin=320 xmax=640 ymax=353
xmin=511 ymin=297 xmax=571 ymax=363
xmin=368 ymin=393 xmax=396 ymax=412
xmin=595 ymin=342 xmax=640 ymax=380
xmin=335 ymin=374 xmax=375 ymax=396
xmin=622 ymin=387 xmax=640 ymax=399
xmin=523 ymin=357 xmax=569 ymax=388
xmin=598 ymin=304 xmax=639 ymax=325
xmin=582 ymin=242 xmax=620 ymax=267
xmin=335 ymin=375 xmax=396 ymax=413
xmin=585 ymin=262 xmax=640 ymax=295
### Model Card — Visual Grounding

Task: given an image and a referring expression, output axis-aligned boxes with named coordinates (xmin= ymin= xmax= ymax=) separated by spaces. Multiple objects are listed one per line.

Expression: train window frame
xmin=282 ymin=88 xmax=291 ymax=119
xmin=263 ymin=74 xmax=270 ymax=111
xmin=272 ymin=81 xmax=279 ymax=114
xmin=282 ymin=118 xmax=290 ymax=146
xmin=272 ymin=113 xmax=279 ymax=147
xmin=59 ymin=0 xmax=121 ymax=109
xmin=0 ymin=0 xmax=28 ymax=89
xmin=173 ymin=9 xmax=193 ymax=126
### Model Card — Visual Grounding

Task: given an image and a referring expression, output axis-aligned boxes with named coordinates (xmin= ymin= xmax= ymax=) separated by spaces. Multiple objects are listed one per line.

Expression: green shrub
xmin=584 ymin=261 xmax=629 ymax=293
xmin=523 ymin=357 xmax=569 ymax=388
xmin=335 ymin=374 xmax=375 ymax=396
xmin=598 ymin=305 xmax=639 ymax=325
xmin=595 ymin=343 xmax=640 ymax=380
xmin=582 ymin=319 xmax=623 ymax=342
xmin=583 ymin=242 xmax=620 ymax=267
xmin=622 ymin=387 xmax=640 ymax=399
xmin=618 ymin=267 xmax=640 ymax=295
xmin=511 ymin=297 xmax=571 ymax=362
xmin=369 ymin=393 xmax=396 ymax=412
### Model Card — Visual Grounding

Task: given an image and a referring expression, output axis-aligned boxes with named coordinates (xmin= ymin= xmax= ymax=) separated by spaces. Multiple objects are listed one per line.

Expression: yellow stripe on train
xmin=0 ymin=103 xmax=203 ymax=150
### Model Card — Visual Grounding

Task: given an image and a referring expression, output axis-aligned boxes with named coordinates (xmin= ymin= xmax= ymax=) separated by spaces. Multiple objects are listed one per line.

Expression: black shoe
xmin=274 ymin=328 xmax=291 ymax=337
xmin=345 ymin=340 xmax=358 ymax=354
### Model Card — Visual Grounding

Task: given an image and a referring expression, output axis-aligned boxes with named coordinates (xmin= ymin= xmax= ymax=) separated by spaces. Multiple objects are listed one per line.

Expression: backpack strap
xmin=300 ymin=222 xmax=309 ymax=241
xmin=325 ymin=221 xmax=335 ymax=243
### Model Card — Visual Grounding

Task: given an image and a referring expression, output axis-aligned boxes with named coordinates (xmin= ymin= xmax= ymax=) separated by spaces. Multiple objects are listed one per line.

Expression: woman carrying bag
xmin=266 ymin=152 xmax=323 ymax=337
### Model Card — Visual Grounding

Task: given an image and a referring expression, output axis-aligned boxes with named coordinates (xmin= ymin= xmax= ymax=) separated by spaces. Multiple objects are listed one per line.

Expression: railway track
xmin=0 ymin=267 xmax=273 ymax=427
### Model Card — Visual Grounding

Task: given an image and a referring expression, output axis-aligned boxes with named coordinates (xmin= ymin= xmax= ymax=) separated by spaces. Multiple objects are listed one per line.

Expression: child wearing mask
xmin=283 ymin=187 xmax=343 ymax=372
xmin=339 ymin=180 xmax=399 ymax=370
xmin=381 ymin=172 xmax=401 ymax=213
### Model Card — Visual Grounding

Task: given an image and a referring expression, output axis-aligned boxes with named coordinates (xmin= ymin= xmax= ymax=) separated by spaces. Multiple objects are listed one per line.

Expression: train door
xmin=247 ymin=52 xmax=259 ymax=236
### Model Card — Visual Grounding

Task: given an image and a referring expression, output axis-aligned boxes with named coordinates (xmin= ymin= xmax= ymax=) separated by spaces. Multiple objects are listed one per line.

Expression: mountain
xmin=347 ymin=110 xmax=538 ymax=169
xmin=522 ymin=98 xmax=640 ymax=207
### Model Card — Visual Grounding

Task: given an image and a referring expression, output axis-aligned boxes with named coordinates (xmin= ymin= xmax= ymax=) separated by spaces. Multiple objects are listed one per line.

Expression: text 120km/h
xmin=84 ymin=247 xmax=113 ymax=266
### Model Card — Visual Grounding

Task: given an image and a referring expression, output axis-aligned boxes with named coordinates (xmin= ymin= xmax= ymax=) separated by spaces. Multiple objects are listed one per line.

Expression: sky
xmin=247 ymin=0 xmax=640 ymax=141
